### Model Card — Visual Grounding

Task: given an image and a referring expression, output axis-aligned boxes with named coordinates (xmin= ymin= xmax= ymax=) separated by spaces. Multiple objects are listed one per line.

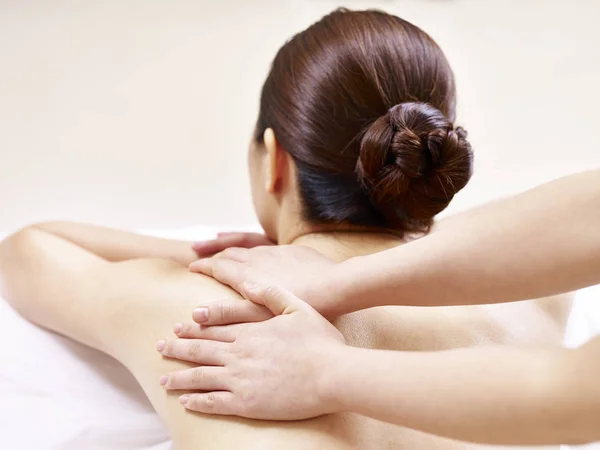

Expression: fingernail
xmin=180 ymin=395 xmax=189 ymax=405
xmin=193 ymin=307 xmax=208 ymax=322
xmin=156 ymin=340 xmax=166 ymax=352
xmin=159 ymin=375 xmax=168 ymax=386
xmin=174 ymin=323 xmax=182 ymax=334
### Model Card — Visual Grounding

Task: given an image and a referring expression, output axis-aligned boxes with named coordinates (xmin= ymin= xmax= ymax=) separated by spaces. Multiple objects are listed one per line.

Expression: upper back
xmin=180 ymin=260 xmax=570 ymax=450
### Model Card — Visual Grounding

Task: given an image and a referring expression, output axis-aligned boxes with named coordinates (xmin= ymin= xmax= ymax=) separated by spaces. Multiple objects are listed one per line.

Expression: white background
xmin=1 ymin=0 xmax=599 ymax=230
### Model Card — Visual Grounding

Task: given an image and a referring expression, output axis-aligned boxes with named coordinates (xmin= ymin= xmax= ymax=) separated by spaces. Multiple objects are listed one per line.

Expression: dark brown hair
xmin=255 ymin=8 xmax=473 ymax=235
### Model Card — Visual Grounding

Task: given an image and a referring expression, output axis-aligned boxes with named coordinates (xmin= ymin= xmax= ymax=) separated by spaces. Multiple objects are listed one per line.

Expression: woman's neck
xmin=273 ymin=210 xmax=407 ymax=261
xmin=289 ymin=230 xmax=404 ymax=262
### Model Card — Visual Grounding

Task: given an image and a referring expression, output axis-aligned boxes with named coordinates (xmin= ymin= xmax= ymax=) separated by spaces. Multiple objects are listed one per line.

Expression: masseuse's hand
xmin=189 ymin=245 xmax=340 ymax=319
xmin=158 ymin=284 xmax=346 ymax=419
xmin=192 ymin=232 xmax=274 ymax=257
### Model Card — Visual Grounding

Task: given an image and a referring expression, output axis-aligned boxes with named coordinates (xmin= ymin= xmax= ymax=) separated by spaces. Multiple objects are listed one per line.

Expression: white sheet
xmin=0 ymin=228 xmax=598 ymax=450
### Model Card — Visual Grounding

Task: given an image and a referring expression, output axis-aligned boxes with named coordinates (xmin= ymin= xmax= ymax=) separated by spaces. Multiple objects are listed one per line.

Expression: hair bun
xmin=356 ymin=102 xmax=473 ymax=233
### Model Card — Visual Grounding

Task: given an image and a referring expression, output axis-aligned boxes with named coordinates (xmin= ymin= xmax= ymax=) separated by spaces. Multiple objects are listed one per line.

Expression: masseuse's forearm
xmin=31 ymin=222 xmax=198 ymax=265
xmin=331 ymin=336 xmax=600 ymax=445
xmin=338 ymin=169 xmax=600 ymax=310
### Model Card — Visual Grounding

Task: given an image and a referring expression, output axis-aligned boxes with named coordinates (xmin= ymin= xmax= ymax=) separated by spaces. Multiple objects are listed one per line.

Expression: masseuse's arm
xmin=343 ymin=168 xmax=600 ymax=310
xmin=191 ymin=169 xmax=600 ymax=316
xmin=29 ymin=222 xmax=198 ymax=265
xmin=163 ymin=285 xmax=600 ymax=446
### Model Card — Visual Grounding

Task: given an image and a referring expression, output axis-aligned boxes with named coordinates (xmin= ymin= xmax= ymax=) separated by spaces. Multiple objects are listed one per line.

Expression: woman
xmin=0 ymin=9 xmax=570 ymax=450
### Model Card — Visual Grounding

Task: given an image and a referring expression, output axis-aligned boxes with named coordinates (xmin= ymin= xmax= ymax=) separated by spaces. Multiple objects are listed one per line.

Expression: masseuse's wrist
xmin=338 ymin=248 xmax=421 ymax=310
xmin=325 ymin=256 xmax=371 ymax=316
xmin=316 ymin=259 xmax=361 ymax=318
xmin=317 ymin=343 xmax=360 ymax=413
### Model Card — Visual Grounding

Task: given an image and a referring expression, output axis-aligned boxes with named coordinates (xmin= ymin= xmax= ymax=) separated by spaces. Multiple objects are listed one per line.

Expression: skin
xmin=191 ymin=232 xmax=274 ymax=256
xmin=0 ymin=127 xmax=569 ymax=449
xmin=164 ymin=284 xmax=600 ymax=446
xmin=157 ymin=169 xmax=600 ymax=445
xmin=188 ymin=169 xmax=600 ymax=318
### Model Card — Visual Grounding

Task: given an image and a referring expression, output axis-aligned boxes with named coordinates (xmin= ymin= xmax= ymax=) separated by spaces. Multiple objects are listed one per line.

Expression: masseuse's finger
xmin=189 ymin=258 xmax=215 ymax=276
xmin=192 ymin=234 xmax=242 ymax=256
xmin=174 ymin=322 xmax=245 ymax=342
xmin=161 ymin=366 xmax=229 ymax=391
xmin=191 ymin=239 xmax=231 ymax=257
xmin=191 ymin=300 xmax=273 ymax=326
xmin=192 ymin=232 xmax=273 ymax=257
xmin=156 ymin=338 xmax=230 ymax=365
xmin=180 ymin=392 xmax=240 ymax=416
xmin=213 ymin=247 xmax=250 ymax=262
xmin=243 ymin=283 xmax=316 ymax=316
xmin=189 ymin=259 xmax=243 ymax=292
xmin=215 ymin=232 xmax=274 ymax=247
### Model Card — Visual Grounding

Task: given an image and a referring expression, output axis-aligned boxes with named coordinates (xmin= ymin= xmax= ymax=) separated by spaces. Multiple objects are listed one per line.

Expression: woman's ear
xmin=263 ymin=128 xmax=289 ymax=194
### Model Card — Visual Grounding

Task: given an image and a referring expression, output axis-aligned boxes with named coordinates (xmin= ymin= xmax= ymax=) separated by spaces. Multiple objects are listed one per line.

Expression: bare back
xmin=105 ymin=261 xmax=570 ymax=450
xmin=10 ymin=229 xmax=570 ymax=450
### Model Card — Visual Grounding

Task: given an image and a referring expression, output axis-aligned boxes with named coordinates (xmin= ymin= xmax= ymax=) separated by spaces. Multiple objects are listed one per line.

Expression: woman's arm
xmin=0 ymin=224 xmax=221 ymax=356
xmin=0 ymin=225 xmax=194 ymax=347
xmin=0 ymin=227 xmax=237 ymax=450
xmin=0 ymin=226 xmax=120 ymax=349
xmin=31 ymin=222 xmax=199 ymax=266
xmin=190 ymin=169 xmax=600 ymax=317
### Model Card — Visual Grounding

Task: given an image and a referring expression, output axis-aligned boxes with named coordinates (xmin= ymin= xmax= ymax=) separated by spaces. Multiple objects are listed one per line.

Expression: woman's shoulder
xmin=96 ymin=258 xmax=244 ymax=334
xmin=164 ymin=262 xmax=243 ymax=300
xmin=115 ymin=257 xmax=243 ymax=300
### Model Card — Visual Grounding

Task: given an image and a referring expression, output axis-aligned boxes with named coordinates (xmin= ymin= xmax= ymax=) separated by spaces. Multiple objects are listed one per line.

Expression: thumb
xmin=242 ymin=283 xmax=315 ymax=316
